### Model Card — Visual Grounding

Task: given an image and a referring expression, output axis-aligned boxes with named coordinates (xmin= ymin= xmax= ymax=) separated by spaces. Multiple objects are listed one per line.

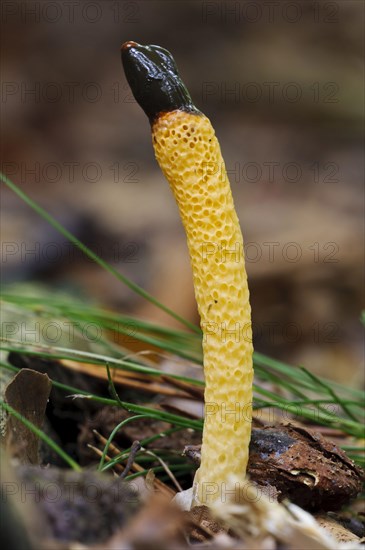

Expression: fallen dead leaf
xmin=4 ymin=368 xmax=52 ymax=464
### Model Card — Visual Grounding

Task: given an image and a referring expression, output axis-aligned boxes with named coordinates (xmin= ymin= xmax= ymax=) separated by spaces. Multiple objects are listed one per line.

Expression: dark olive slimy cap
xmin=121 ymin=41 xmax=200 ymax=123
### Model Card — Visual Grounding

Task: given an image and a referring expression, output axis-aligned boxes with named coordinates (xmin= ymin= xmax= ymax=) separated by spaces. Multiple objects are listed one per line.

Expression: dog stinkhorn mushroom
xmin=122 ymin=42 xmax=253 ymax=506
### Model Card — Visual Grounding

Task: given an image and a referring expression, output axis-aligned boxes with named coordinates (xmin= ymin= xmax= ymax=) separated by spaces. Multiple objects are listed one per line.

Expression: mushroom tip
xmin=121 ymin=41 xmax=139 ymax=52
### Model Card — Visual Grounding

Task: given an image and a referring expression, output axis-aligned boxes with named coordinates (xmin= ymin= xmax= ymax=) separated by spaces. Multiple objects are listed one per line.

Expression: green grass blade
xmin=0 ymin=339 xmax=204 ymax=386
xmin=0 ymin=360 xmax=203 ymax=430
xmin=0 ymin=399 xmax=81 ymax=471
xmin=360 ymin=311 xmax=365 ymax=326
xmin=100 ymin=427 xmax=183 ymax=472
xmin=300 ymin=366 xmax=359 ymax=422
xmin=98 ymin=414 xmax=149 ymax=470
xmin=0 ymin=172 xmax=199 ymax=334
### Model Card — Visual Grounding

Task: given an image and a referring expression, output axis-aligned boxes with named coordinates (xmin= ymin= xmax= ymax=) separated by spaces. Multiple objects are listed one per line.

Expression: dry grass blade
xmin=90 ymin=431 xmax=176 ymax=497
xmin=143 ymin=448 xmax=183 ymax=492
xmin=160 ymin=375 xmax=205 ymax=399
xmin=87 ymin=443 xmax=124 ymax=474
xmin=61 ymin=359 xmax=197 ymax=399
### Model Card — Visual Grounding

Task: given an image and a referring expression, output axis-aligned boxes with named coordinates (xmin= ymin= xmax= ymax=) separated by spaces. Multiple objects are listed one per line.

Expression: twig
xmin=120 ymin=441 xmax=141 ymax=480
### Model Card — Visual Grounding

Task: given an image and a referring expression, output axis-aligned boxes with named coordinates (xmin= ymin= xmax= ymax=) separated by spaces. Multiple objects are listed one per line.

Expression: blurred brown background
xmin=1 ymin=1 xmax=364 ymax=385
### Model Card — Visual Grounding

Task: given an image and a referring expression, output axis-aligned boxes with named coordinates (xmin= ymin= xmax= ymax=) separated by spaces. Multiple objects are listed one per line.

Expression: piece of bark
xmin=315 ymin=513 xmax=362 ymax=545
xmin=184 ymin=424 xmax=364 ymax=511
xmin=4 ymin=368 xmax=52 ymax=464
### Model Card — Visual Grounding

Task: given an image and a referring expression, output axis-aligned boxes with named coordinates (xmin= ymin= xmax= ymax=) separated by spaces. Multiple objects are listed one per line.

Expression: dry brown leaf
xmin=4 ymin=368 xmax=52 ymax=464
xmin=100 ymin=493 xmax=186 ymax=550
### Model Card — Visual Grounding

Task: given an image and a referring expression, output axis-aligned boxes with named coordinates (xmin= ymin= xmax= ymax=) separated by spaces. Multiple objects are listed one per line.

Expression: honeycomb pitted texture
xmin=152 ymin=110 xmax=253 ymax=505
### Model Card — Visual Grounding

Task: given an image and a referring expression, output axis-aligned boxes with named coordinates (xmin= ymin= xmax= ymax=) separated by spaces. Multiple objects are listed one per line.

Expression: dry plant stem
xmin=92 ymin=431 xmax=176 ymax=497
xmin=61 ymin=359 xmax=194 ymax=399
xmin=122 ymin=42 xmax=253 ymax=506
xmin=120 ymin=441 xmax=142 ymax=479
